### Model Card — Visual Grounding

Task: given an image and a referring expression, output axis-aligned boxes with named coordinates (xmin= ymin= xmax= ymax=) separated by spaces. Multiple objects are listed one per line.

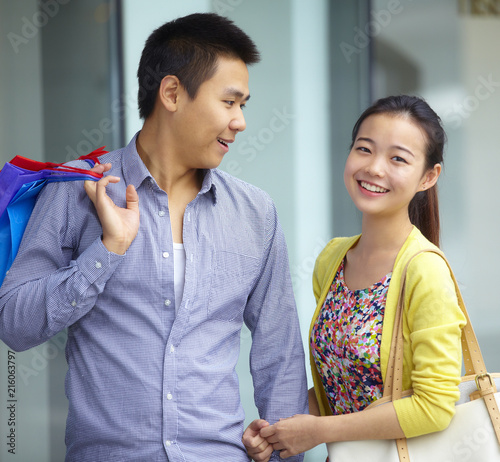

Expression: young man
xmin=0 ymin=13 xmax=307 ymax=461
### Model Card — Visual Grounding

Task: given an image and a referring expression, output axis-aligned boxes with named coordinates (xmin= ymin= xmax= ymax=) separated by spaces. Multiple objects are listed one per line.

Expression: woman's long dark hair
xmin=351 ymin=95 xmax=446 ymax=247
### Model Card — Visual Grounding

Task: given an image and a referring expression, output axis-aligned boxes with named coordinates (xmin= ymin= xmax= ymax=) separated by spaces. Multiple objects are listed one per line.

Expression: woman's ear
xmin=158 ymin=75 xmax=181 ymax=112
xmin=420 ymin=163 xmax=442 ymax=191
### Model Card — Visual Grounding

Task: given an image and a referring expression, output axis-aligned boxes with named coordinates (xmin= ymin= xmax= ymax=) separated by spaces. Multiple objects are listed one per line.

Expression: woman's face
xmin=343 ymin=113 xmax=439 ymax=220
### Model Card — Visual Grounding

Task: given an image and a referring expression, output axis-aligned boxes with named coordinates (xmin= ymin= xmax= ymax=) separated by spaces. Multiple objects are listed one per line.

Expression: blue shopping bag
xmin=0 ymin=148 xmax=106 ymax=285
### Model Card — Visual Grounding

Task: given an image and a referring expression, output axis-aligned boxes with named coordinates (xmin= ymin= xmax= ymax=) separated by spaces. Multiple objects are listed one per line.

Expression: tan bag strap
xmin=384 ymin=249 xmax=500 ymax=460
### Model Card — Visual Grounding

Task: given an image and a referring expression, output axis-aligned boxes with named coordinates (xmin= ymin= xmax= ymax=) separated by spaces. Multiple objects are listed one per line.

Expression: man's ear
xmin=420 ymin=163 xmax=442 ymax=191
xmin=158 ymin=75 xmax=181 ymax=112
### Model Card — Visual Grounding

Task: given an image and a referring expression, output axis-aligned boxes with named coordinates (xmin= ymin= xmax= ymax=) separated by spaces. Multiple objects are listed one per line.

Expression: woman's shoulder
xmin=313 ymin=235 xmax=360 ymax=281
xmin=396 ymin=227 xmax=445 ymax=270
xmin=395 ymin=227 xmax=456 ymax=295
xmin=316 ymin=235 xmax=360 ymax=264
xmin=312 ymin=234 xmax=360 ymax=300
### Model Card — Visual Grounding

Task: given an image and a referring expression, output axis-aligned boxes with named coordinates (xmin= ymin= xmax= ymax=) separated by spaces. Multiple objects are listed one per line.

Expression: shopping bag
xmin=0 ymin=147 xmax=106 ymax=285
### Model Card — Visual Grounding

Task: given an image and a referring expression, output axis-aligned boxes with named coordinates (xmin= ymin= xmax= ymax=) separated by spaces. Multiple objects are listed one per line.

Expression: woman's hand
xmin=84 ymin=163 xmax=140 ymax=255
xmin=242 ymin=419 xmax=274 ymax=461
xmin=261 ymin=414 xmax=321 ymax=459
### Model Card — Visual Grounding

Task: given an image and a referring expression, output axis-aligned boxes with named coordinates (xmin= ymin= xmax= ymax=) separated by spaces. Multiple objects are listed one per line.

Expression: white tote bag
xmin=327 ymin=250 xmax=500 ymax=462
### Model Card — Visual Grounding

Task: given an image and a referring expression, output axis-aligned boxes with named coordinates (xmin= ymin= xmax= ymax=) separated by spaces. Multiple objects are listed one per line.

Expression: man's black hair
xmin=137 ymin=13 xmax=260 ymax=120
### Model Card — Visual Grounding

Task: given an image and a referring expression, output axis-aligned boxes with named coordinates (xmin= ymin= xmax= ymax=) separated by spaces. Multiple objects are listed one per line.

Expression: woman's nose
xmin=365 ymin=156 xmax=385 ymax=177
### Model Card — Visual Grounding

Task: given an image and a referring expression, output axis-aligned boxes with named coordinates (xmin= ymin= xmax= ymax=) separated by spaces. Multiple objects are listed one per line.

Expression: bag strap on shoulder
xmin=385 ymin=249 xmax=500 ymax=456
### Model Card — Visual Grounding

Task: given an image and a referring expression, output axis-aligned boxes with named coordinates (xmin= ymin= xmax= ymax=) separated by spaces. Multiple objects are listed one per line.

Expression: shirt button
xmin=95 ymin=261 xmax=102 ymax=269
xmin=170 ymin=345 xmax=175 ymax=353
xmin=71 ymin=300 xmax=77 ymax=307
xmin=167 ymin=393 xmax=173 ymax=400
xmin=165 ymin=440 xmax=172 ymax=447
xmin=158 ymin=210 xmax=166 ymax=217
xmin=162 ymin=251 xmax=170 ymax=258
xmin=164 ymin=299 xmax=171 ymax=307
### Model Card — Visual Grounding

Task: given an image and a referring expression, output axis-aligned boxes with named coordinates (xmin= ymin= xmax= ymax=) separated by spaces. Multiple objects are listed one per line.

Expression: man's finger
xmin=125 ymin=185 xmax=139 ymax=212
xmin=94 ymin=176 xmax=120 ymax=202
xmin=254 ymin=445 xmax=273 ymax=462
xmin=245 ymin=419 xmax=269 ymax=437
xmin=89 ymin=162 xmax=111 ymax=175
xmin=84 ymin=179 xmax=97 ymax=204
xmin=84 ymin=175 xmax=119 ymax=209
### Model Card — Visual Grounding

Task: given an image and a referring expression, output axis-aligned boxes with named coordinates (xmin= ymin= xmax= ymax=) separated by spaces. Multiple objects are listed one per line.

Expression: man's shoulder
xmin=211 ymin=169 xmax=273 ymax=204
xmin=65 ymin=146 xmax=126 ymax=171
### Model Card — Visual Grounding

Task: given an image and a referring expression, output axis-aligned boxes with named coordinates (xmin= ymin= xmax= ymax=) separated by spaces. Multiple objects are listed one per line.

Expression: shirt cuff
xmin=77 ymin=237 xmax=125 ymax=286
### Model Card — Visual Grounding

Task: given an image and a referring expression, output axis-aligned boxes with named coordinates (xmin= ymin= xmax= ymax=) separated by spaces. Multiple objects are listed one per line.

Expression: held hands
xmin=243 ymin=415 xmax=320 ymax=460
xmin=84 ymin=163 xmax=140 ymax=255
xmin=242 ymin=420 xmax=273 ymax=461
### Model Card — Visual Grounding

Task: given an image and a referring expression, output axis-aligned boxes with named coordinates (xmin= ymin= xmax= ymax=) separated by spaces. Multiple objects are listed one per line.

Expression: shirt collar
xmin=121 ymin=132 xmax=152 ymax=191
xmin=199 ymin=169 xmax=217 ymax=204
xmin=122 ymin=132 xmax=217 ymax=204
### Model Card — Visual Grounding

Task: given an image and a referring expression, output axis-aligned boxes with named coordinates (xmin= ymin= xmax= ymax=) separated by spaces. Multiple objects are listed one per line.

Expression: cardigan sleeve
xmin=394 ymin=252 xmax=466 ymax=437
xmin=310 ymin=236 xmax=360 ymax=417
xmin=310 ymin=242 xmax=334 ymax=417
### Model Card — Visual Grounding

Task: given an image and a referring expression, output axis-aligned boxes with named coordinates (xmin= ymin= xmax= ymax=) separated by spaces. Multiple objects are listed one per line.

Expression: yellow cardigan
xmin=309 ymin=227 xmax=466 ymax=437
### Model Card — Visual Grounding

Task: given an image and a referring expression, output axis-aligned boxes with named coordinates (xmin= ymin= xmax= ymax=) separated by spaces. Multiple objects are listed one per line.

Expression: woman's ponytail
xmin=409 ymin=186 xmax=440 ymax=247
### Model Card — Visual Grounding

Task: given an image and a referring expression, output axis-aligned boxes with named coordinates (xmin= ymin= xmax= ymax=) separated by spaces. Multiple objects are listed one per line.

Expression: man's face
xmin=172 ymin=56 xmax=250 ymax=170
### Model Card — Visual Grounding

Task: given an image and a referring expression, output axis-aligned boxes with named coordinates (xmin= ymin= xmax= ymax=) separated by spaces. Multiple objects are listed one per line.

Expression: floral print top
xmin=311 ymin=258 xmax=391 ymax=415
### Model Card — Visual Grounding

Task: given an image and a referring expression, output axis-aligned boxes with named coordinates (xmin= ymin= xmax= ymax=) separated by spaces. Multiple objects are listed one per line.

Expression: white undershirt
xmin=173 ymin=243 xmax=186 ymax=314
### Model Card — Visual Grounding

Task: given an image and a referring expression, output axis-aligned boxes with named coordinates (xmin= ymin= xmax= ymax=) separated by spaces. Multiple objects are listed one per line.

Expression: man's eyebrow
xmin=223 ymin=87 xmax=251 ymax=101
xmin=355 ymin=136 xmax=415 ymax=157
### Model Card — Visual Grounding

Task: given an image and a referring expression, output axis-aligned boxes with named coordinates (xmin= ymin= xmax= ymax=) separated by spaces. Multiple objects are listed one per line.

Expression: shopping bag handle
xmin=6 ymin=147 xmax=106 ymax=179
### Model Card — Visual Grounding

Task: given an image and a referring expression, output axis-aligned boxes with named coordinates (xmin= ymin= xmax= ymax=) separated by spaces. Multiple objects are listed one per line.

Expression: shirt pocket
xmin=207 ymin=250 xmax=260 ymax=322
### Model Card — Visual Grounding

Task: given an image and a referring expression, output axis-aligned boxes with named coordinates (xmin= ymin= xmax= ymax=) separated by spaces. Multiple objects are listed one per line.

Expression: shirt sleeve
xmin=394 ymin=252 xmax=466 ymax=437
xmin=243 ymin=199 xmax=308 ymax=462
xmin=0 ymin=180 xmax=123 ymax=352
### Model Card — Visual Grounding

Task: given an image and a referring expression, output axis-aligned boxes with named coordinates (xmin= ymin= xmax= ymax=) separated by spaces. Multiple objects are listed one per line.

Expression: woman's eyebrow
xmin=356 ymin=137 xmax=415 ymax=157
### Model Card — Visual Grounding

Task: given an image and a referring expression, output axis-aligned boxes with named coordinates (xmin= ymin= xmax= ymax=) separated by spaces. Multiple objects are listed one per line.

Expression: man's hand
xmin=84 ymin=163 xmax=140 ymax=255
xmin=242 ymin=419 xmax=273 ymax=462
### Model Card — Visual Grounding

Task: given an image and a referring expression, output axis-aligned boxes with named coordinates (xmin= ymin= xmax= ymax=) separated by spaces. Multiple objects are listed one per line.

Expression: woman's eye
xmin=225 ymin=101 xmax=235 ymax=106
xmin=357 ymin=146 xmax=370 ymax=153
xmin=392 ymin=155 xmax=407 ymax=163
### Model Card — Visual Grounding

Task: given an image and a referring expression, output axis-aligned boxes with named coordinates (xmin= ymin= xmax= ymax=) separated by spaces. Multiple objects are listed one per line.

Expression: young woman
xmin=256 ymin=95 xmax=467 ymax=459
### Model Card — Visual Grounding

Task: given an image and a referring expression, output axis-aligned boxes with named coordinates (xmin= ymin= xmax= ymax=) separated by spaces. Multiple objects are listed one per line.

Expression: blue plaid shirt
xmin=0 ymin=134 xmax=307 ymax=461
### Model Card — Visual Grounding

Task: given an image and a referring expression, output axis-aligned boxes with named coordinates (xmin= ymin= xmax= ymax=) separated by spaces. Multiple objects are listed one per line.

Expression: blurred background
xmin=0 ymin=0 xmax=499 ymax=460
